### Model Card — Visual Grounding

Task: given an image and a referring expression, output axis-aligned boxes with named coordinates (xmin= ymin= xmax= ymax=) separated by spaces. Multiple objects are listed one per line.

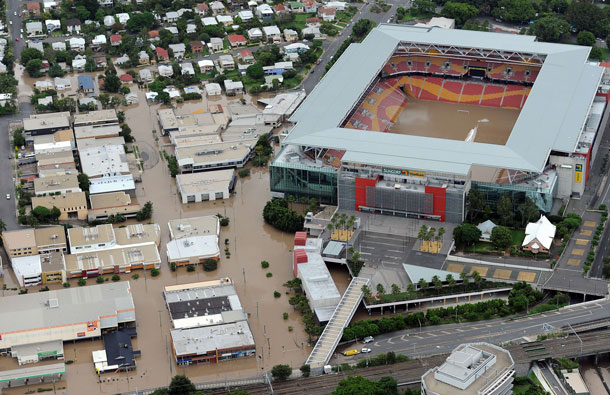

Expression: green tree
xmin=493 ymin=0 xmax=535 ymax=23
xmin=376 ymin=283 xmax=385 ymax=296
xmin=490 ymin=225 xmax=513 ymax=249
xmin=446 ymin=274 xmax=456 ymax=287
xmin=577 ymin=30 xmax=596 ymax=46
xmin=76 ymin=5 xmax=90 ymax=21
xmin=136 ymin=201 xmax=153 ymax=221
xmin=391 ymin=283 xmax=400 ymax=296
xmin=361 ymin=284 xmax=372 ymax=298
xmin=13 ymin=128 xmax=25 ymax=148
xmin=589 ymin=46 xmax=605 ymax=61
xmin=352 ymin=19 xmax=376 ymax=40
xmin=441 ymin=2 xmax=478 ymax=25
xmin=418 ymin=224 xmax=428 ymax=241
xmin=168 ymin=375 xmax=195 ymax=395
xmin=531 ymin=15 xmax=571 ymax=42
xmin=103 ymin=72 xmax=121 ymax=93
xmin=271 ymin=364 xmax=292 ymax=381
xmin=467 ymin=188 xmax=485 ymax=222
xmin=518 ymin=197 xmax=539 ymax=226
xmin=453 ymin=223 xmax=482 ymax=246
xmin=49 ymin=64 xmax=66 ymax=77
xmin=567 ymin=1 xmax=606 ymax=35
xmin=412 ymin=0 xmax=435 ymax=15
xmin=78 ymin=173 xmax=90 ymax=192
xmin=418 ymin=278 xmax=428 ymax=290
xmin=246 ymin=62 xmax=264 ymax=80
xmin=300 ymin=364 xmax=311 ymax=377
xmin=20 ymin=48 xmax=43 ymax=65
xmin=496 ymin=194 xmax=515 ymax=226
xmin=26 ymin=59 xmax=43 ymax=77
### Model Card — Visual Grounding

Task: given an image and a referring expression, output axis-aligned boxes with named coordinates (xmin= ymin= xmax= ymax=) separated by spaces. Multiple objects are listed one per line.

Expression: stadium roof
xmin=285 ymin=24 xmax=603 ymax=175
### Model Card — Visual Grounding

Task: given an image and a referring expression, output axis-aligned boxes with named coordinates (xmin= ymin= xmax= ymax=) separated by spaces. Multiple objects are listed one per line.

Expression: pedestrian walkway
xmin=305 ymin=277 xmax=370 ymax=369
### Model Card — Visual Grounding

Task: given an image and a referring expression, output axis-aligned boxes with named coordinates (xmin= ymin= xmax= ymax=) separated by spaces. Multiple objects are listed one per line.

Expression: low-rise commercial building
xmin=176 ymin=169 xmax=235 ymax=203
xmin=421 ymin=343 xmax=514 ymax=395
xmin=2 ymin=226 xmax=67 ymax=260
xmin=166 ymin=216 xmax=220 ymax=266
xmin=79 ymin=145 xmax=129 ymax=178
xmin=88 ymin=175 xmax=136 ymax=196
xmin=165 ymin=279 xmax=255 ymax=365
xmin=31 ymin=192 xmax=88 ymax=220
xmin=88 ymin=192 xmax=141 ymax=222
xmin=12 ymin=252 xmax=67 ymax=287
xmin=73 ymin=109 xmax=118 ymax=128
xmin=23 ymin=112 xmax=71 ymax=136
xmin=0 ymin=282 xmax=135 ymax=350
xmin=34 ymin=174 xmax=81 ymax=196
xmin=175 ymin=139 xmax=256 ymax=173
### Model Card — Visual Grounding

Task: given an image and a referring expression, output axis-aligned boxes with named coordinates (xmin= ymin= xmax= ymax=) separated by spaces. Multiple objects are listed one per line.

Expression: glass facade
xmin=473 ymin=178 xmax=557 ymax=213
xmin=270 ymin=161 xmax=338 ymax=205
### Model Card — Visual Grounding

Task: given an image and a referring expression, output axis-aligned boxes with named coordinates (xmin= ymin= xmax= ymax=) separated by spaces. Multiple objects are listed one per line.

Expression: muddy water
xmin=0 ymin=84 xmax=352 ymax=393
xmin=392 ymin=99 xmax=519 ymax=145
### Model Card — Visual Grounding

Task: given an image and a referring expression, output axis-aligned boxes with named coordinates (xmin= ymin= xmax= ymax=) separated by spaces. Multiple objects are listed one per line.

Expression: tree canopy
xmin=531 ymin=15 xmax=571 ymax=42
xmin=453 ymin=223 xmax=481 ymax=246
xmin=332 ymin=375 xmax=398 ymax=395
xmin=490 ymin=225 xmax=513 ymax=249
xmin=441 ymin=2 xmax=479 ymax=25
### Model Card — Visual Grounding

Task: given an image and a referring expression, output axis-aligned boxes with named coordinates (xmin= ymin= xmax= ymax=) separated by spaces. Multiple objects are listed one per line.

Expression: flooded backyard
xmin=0 ymin=83 xmax=352 ymax=394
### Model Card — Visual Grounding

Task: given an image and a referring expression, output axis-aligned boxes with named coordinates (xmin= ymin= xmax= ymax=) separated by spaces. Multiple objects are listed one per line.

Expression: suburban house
xmin=166 ymin=11 xmax=179 ymax=23
xmin=306 ymin=17 xmax=321 ymax=26
xmin=158 ymin=65 xmax=173 ymax=77
xmin=190 ymin=40 xmax=205 ymax=54
xmin=45 ymin=19 xmax=61 ymax=33
xmin=224 ymin=80 xmax=244 ymax=95
xmin=156 ymin=47 xmax=169 ymax=61
xmin=139 ymin=68 xmax=153 ymax=82
xmin=115 ymin=54 xmax=129 ymax=66
xmin=139 ymin=51 xmax=150 ymax=65
xmin=110 ymin=34 xmax=122 ymax=46
xmin=247 ymin=27 xmax=263 ymax=42
xmin=209 ymin=37 xmax=223 ymax=51
xmin=169 ymin=43 xmax=186 ymax=59
xmin=205 ymin=82 xmax=222 ymax=96
xmin=289 ymin=1 xmax=304 ymax=13
xmin=238 ymin=10 xmax=253 ymax=21
xmin=196 ymin=3 xmax=209 ymax=16
xmin=65 ymin=18 xmax=81 ymax=34
xmin=99 ymin=0 xmax=113 ymax=7
xmin=273 ymin=3 xmax=287 ymax=15
xmin=218 ymin=54 xmax=235 ymax=71
xmin=72 ymin=55 xmax=86 ymax=71
xmin=103 ymin=15 xmax=115 ymax=26
xmin=477 ymin=220 xmax=497 ymax=242
xmin=256 ymin=4 xmax=274 ymax=22
xmin=120 ymin=74 xmax=133 ymax=84
xmin=263 ymin=26 xmax=282 ymax=43
xmin=26 ymin=1 xmax=41 ymax=17
xmin=54 ymin=77 xmax=71 ymax=91
xmin=91 ymin=34 xmax=107 ymax=50
xmin=51 ymin=41 xmax=66 ymax=51
xmin=116 ymin=13 xmax=130 ymax=24
xmin=26 ymin=21 xmax=43 ymax=36
xmin=238 ymin=49 xmax=254 ymax=64
xmin=203 ymin=17 xmax=218 ymax=26
xmin=228 ymin=34 xmax=246 ymax=47
xmin=28 ymin=41 xmax=44 ymax=53
xmin=210 ymin=1 xmax=226 ymax=14
xmin=283 ymin=29 xmax=298 ymax=42
xmin=522 ymin=215 xmax=556 ymax=254
xmin=148 ymin=30 xmax=160 ymax=41
xmin=303 ymin=0 xmax=318 ymax=13
xmin=180 ymin=62 xmax=195 ymax=75
xmin=216 ymin=15 xmax=233 ymax=26
xmin=186 ymin=24 xmax=197 ymax=34
xmin=285 ymin=42 xmax=309 ymax=54
xmin=69 ymin=37 xmax=86 ymax=51
xmin=318 ymin=7 xmax=336 ymax=22
xmin=77 ymin=75 xmax=95 ymax=93
xmin=198 ymin=59 xmax=214 ymax=73
xmin=302 ymin=25 xmax=321 ymax=38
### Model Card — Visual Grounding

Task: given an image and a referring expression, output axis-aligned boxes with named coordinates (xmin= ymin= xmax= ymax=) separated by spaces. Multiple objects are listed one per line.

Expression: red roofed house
xmin=190 ymin=40 xmax=205 ymax=54
xmin=148 ymin=30 xmax=160 ymax=41
xmin=306 ymin=17 xmax=321 ymax=26
xmin=156 ymin=47 xmax=169 ymax=61
xmin=318 ymin=7 xmax=335 ymax=22
xmin=273 ymin=3 xmax=287 ymax=14
xmin=26 ymin=1 xmax=41 ymax=17
xmin=196 ymin=3 xmax=209 ymax=16
xmin=228 ymin=34 xmax=246 ymax=48
xmin=120 ymin=74 xmax=133 ymax=83
xmin=110 ymin=34 xmax=122 ymax=46
xmin=303 ymin=0 xmax=318 ymax=13
xmin=238 ymin=49 xmax=254 ymax=64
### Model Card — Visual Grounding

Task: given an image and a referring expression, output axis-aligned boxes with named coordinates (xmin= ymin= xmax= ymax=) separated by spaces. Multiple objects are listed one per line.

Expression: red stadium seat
xmin=460 ymin=82 xmax=484 ymax=104
xmin=480 ymin=84 xmax=505 ymax=108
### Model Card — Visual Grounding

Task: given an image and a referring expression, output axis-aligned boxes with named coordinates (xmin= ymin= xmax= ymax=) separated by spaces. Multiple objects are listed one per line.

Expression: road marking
xmin=387 ymin=338 xmax=395 ymax=345
xmin=440 ymin=331 xmax=450 ymax=335
xmin=400 ymin=335 xmax=408 ymax=341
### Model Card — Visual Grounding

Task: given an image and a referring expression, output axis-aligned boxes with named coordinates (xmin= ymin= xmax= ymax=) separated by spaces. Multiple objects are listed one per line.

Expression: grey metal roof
xmin=0 ymin=282 xmax=134 ymax=334
xmin=285 ymin=24 xmax=603 ymax=175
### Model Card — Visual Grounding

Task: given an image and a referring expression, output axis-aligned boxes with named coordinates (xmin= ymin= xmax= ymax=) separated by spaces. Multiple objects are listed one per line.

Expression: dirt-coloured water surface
xmin=0 ymin=85 xmax=352 ymax=394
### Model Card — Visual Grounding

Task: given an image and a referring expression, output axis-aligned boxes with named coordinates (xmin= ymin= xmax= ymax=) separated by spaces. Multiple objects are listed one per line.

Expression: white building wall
xmin=0 ymin=321 xmax=98 ymax=349
xmin=178 ymin=185 xmax=230 ymax=204
xmin=549 ymin=155 xmax=587 ymax=199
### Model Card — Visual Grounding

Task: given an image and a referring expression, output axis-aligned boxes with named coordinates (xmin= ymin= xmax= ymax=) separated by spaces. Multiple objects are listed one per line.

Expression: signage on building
xmin=38 ymin=350 xmax=57 ymax=358
xmin=382 ymin=168 xmax=425 ymax=178
xmin=77 ymin=332 xmax=86 ymax=338
xmin=575 ymin=164 xmax=583 ymax=183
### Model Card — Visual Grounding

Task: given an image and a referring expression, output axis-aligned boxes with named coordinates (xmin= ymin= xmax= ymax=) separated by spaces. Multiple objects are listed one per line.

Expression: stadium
xmin=270 ymin=24 xmax=610 ymax=222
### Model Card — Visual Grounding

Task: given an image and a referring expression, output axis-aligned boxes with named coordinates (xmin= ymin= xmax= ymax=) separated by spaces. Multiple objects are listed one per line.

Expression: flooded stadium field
xmin=392 ymin=98 xmax=520 ymax=145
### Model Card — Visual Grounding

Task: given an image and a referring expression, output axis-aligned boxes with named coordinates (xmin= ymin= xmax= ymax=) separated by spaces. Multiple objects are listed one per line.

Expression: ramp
xmin=305 ymin=277 xmax=370 ymax=369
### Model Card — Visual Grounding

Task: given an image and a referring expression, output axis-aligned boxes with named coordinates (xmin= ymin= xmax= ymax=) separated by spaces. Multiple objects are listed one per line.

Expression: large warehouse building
xmin=0 ymin=282 xmax=135 ymax=351
xmin=270 ymin=25 xmax=609 ymax=222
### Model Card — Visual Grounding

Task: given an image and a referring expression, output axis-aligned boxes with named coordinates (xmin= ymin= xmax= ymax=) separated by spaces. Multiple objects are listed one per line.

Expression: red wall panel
xmin=354 ymin=177 xmax=378 ymax=211
xmin=425 ymin=185 xmax=446 ymax=222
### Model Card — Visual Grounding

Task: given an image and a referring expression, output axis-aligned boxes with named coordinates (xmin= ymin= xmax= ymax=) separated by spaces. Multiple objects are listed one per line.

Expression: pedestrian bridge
xmin=305 ymin=277 xmax=370 ymax=369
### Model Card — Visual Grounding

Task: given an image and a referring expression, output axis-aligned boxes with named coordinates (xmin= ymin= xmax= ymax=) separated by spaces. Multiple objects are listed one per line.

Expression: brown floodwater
xmin=0 ymin=84 xmax=352 ymax=394
xmin=392 ymin=98 xmax=519 ymax=145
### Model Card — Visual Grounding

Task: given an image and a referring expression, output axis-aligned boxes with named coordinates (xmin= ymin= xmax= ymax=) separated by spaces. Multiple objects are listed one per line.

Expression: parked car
xmin=6 ymin=194 xmax=10 ymax=200
xmin=361 ymin=348 xmax=371 ymax=353
xmin=343 ymin=349 xmax=359 ymax=356
xmin=363 ymin=336 xmax=374 ymax=343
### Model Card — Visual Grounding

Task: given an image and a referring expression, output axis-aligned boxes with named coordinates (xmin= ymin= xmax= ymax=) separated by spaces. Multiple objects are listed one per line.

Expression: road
xmin=332 ymin=298 xmax=610 ymax=363
xmin=538 ymin=361 xmax=568 ymax=395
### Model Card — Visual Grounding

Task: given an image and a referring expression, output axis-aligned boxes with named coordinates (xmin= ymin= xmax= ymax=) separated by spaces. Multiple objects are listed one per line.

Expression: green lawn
xmin=294 ymin=13 xmax=316 ymax=29
xmin=196 ymin=72 xmax=214 ymax=81
xmin=469 ymin=229 xmax=525 ymax=254
xmin=511 ymin=229 xmax=525 ymax=245
xmin=336 ymin=11 xmax=353 ymax=23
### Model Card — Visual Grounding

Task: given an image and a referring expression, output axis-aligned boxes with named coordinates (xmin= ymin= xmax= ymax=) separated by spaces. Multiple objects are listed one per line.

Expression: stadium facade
xmin=270 ymin=24 xmax=609 ymax=222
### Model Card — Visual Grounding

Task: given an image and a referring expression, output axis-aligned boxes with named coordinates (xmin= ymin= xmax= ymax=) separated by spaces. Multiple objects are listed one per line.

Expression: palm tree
xmin=460 ymin=271 xmax=468 ymax=290
xmin=434 ymin=278 xmax=443 ymax=295
xmin=407 ymin=283 xmax=416 ymax=294
xmin=418 ymin=278 xmax=428 ymax=291
xmin=418 ymin=225 xmax=428 ymax=242
xmin=391 ymin=283 xmax=400 ymax=296
xmin=327 ymin=223 xmax=334 ymax=231
xmin=472 ymin=271 xmax=482 ymax=289
xmin=446 ymin=274 xmax=456 ymax=287
xmin=361 ymin=284 xmax=372 ymax=299
xmin=0 ymin=219 xmax=6 ymax=234
xmin=427 ymin=227 xmax=436 ymax=242
xmin=287 ymin=194 xmax=296 ymax=210
xmin=376 ymin=283 xmax=385 ymax=296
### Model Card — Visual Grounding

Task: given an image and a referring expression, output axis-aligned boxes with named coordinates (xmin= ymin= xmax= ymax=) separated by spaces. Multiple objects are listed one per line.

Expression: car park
xmin=363 ymin=336 xmax=374 ymax=343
